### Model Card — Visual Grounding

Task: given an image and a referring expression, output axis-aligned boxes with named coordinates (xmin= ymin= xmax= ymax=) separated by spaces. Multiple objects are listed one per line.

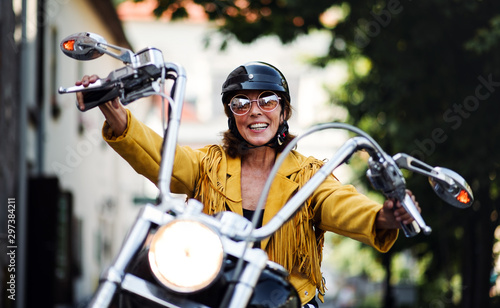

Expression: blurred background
xmin=1 ymin=0 xmax=499 ymax=307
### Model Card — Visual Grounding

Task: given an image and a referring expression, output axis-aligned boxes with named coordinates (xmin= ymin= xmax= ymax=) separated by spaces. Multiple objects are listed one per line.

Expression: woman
xmin=76 ymin=61 xmax=419 ymax=307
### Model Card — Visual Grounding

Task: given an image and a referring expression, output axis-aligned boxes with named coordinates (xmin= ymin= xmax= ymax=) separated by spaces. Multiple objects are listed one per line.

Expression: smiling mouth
xmin=249 ymin=123 xmax=269 ymax=131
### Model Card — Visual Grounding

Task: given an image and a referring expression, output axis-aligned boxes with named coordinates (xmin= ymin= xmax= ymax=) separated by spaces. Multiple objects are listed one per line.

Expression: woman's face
xmin=232 ymin=90 xmax=283 ymax=146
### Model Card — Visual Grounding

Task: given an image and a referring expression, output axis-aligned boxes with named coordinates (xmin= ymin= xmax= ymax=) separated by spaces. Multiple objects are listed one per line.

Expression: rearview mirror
xmin=429 ymin=167 xmax=474 ymax=209
xmin=60 ymin=32 xmax=106 ymax=60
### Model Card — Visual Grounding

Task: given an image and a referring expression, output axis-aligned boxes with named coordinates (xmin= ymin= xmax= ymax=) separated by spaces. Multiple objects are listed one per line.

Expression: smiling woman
xmin=231 ymin=90 xmax=284 ymax=148
xmin=76 ymin=60 xmax=419 ymax=307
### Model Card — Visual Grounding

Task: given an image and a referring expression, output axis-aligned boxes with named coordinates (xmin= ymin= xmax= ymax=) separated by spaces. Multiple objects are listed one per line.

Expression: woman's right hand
xmin=75 ymin=74 xmax=128 ymax=136
xmin=75 ymin=74 xmax=107 ymax=111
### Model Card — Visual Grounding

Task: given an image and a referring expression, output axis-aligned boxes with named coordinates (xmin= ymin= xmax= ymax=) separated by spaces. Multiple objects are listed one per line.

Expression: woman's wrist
xmin=99 ymin=98 xmax=128 ymax=136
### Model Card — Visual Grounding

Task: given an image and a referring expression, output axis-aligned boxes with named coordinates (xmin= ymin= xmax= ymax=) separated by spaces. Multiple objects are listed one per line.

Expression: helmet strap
xmin=276 ymin=119 xmax=289 ymax=146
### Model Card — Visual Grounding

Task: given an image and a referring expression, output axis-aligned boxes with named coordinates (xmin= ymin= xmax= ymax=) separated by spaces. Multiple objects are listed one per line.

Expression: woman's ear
xmin=280 ymin=104 xmax=287 ymax=123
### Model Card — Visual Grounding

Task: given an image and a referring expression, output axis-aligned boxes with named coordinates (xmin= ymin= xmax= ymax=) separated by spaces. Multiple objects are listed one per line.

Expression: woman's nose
xmin=248 ymin=100 xmax=262 ymax=114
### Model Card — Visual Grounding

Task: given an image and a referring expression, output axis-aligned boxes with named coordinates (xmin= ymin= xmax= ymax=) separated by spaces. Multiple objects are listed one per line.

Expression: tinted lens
xmin=257 ymin=92 xmax=279 ymax=111
xmin=230 ymin=95 xmax=251 ymax=115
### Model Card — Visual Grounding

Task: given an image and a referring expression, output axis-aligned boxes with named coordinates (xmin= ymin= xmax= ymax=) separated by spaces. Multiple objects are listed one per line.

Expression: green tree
xmin=137 ymin=0 xmax=500 ymax=306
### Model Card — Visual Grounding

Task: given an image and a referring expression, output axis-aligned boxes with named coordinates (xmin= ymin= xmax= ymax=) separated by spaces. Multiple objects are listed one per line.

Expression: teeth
xmin=250 ymin=123 xmax=268 ymax=130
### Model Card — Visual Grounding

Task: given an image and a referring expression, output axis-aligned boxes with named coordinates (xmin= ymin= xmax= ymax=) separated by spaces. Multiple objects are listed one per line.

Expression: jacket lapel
xmin=222 ymin=151 xmax=304 ymax=248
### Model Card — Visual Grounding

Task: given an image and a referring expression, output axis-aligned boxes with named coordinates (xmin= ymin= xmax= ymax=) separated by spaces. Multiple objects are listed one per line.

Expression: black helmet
xmin=221 ymin=61 xmax=290 ymax=105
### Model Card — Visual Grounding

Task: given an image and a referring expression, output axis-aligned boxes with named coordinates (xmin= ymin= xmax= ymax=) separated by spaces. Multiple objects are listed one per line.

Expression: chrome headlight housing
xmin=149 ymin=219 xmax=224 ymax=293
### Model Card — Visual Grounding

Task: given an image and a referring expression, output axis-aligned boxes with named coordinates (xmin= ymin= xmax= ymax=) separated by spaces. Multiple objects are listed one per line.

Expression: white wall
xmin=33 ymin=0 xmax=155 ymax=302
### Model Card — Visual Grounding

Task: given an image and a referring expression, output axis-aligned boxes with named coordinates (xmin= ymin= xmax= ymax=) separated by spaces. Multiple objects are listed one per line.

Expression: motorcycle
xmin=58 ymin=32 xmax=474 ymax=308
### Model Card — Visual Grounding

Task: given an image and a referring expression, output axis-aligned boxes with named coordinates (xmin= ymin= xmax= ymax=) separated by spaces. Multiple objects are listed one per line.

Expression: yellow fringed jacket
xmin=103 ymin=110 xmax=398 ymax=305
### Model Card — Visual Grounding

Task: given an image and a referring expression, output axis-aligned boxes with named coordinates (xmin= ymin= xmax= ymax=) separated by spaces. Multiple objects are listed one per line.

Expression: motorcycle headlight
xmin=149 ymin=219 xmax=224 ymax=293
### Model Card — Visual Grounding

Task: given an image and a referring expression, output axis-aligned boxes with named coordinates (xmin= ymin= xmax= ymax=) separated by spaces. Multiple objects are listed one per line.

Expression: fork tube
xmin=226 ymin=251 xmax=268 ymax=308
xmin=157 ymin=63 xmax=186 ymax=204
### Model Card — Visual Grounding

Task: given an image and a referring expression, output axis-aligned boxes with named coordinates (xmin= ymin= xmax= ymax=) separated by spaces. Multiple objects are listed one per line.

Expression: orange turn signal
xmin=456 ymin=189 xmax=471 ymax=204
xmin=62 ymin=40 xmax=75 ymax=51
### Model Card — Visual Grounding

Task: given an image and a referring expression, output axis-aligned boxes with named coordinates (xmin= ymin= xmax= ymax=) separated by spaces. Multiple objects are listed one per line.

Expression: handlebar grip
xmin=79 ymin=87 xmax=120 ymax=111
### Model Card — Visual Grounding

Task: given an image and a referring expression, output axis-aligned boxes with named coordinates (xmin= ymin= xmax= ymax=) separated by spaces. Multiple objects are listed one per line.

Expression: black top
xmin=242 ymin=209 xmax=263 ymax=248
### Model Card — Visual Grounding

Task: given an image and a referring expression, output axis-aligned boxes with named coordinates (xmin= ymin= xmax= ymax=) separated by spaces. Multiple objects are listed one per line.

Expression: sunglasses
xmin=229 ymin=91 xmax=281 ymax=116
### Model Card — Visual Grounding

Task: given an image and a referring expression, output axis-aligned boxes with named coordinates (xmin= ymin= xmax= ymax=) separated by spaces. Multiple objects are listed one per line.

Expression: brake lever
xmin=58 ymin=79 xmax=106 ymax=94
xmin=398 ymin=192 xmax=432 ymax=236
xmin=367 ymin=154 xmax=432 ymax=237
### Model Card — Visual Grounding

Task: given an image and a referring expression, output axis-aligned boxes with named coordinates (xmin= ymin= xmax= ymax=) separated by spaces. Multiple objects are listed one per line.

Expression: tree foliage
xmin=139 ymin=0 xmax=500 ymax=306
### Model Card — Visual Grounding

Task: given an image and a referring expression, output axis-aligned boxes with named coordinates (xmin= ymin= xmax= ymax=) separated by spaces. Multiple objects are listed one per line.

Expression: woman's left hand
xmin=376 ymin=190 xmax=421 ymax=229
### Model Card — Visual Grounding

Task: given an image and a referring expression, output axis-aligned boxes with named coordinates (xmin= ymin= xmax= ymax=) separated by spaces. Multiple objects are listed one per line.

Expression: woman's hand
xmin=75 ymin=75 xmax=128 ymax=136
xmin=75 ymin=74 xmax=99 ymax=111
xmin=376 ymin=190 xmax=421 ymax=230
